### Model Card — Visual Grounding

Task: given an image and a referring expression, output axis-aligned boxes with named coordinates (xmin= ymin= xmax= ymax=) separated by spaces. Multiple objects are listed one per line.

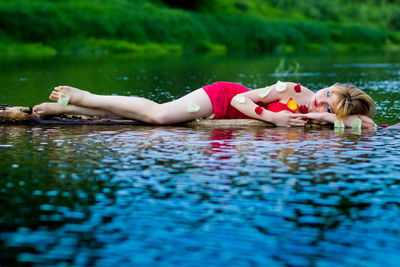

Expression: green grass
xmin=54 ymin=39 xmax=183 ymax=55
xmin=0 ymin=42 xmax=56 ymax=57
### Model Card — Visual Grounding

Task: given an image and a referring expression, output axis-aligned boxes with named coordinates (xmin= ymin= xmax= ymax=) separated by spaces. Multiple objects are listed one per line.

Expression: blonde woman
xmin=33 ymin=81 xmax=376 ymax=128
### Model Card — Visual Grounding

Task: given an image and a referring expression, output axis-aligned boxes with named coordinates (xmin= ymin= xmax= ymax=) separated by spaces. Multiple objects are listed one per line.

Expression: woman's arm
xmin=302 ymin=112 xmax=376 ymax=128
xmin=230 ymin=82 xmax=306 ymax=127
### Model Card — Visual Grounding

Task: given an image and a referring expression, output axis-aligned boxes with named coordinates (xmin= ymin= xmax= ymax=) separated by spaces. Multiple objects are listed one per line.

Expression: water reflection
xmin=1 ymin=50 xmax=400 ymax=266
xmin=2 ymin=124 xmax=400 ymax=266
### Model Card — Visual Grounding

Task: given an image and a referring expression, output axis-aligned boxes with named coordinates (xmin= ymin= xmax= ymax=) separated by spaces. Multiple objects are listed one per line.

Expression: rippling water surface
xmin=1 ymin=53 xmax=400 ymax=266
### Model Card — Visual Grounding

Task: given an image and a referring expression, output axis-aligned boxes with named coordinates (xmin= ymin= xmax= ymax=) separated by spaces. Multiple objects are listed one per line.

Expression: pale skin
xmin=32 ymin=82 xmax=376 ymax=128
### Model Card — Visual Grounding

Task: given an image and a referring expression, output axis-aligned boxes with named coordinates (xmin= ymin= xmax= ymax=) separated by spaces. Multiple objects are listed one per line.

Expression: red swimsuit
xmin=202 ymin=82 xmax=295 ymax=119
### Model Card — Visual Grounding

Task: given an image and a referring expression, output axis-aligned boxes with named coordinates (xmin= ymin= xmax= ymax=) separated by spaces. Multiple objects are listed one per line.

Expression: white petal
xmin=233 ymin=94 xmax=246 ymax=104
xmin=208 ymin=114 xmax=215 ymax=119
xmin=334 ymin=120 xmax=345 ymax=128
xmin=351 ymin=118 xmax=362 ymax=131
xmin=57 ymin=93 xmax=70 ymax=106
xmin=258 ymin=86 xmax=272 ymax=98
xmin=186 ymin=101 xmax=200 ymax=113
xmin=275 ymin=81 xmax=287 ymax=92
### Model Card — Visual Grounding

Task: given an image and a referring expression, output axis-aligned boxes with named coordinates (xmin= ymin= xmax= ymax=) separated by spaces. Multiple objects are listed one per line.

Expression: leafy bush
xmin=0 ymin=0 xmax=395 ymax=55
xmin=330 ymin=24 xmax=387 ymax=45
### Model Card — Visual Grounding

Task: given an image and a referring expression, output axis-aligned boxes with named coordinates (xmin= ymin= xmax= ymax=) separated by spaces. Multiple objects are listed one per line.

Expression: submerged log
xmin=0 ymin=104 xmax=274 ymax=127
xmin=390 ymin=123 xmax=400 ymax=129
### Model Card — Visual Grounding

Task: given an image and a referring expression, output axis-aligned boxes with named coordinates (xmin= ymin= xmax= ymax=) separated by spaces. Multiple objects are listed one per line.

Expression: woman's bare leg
xmin=33 ymin=102 xmax=121 ymax=118
xmin=49 ymin=86 xmax=214 ymax=124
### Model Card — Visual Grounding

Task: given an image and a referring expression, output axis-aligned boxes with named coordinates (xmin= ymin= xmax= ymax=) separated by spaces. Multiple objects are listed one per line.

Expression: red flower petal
xmin=255 ymin=106 xmax=263 ymax=115
xmin=379 ymin=124 xmax=388 ymax=128
xmin=294 ymin=83 xmax=301 ymax=93
xmin=299 ymin=104 xmax=308 ymax=114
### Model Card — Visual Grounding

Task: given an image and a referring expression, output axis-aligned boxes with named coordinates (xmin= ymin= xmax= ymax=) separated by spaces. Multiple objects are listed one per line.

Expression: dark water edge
xmin=1 ymin=53 xmax=400 ymax=266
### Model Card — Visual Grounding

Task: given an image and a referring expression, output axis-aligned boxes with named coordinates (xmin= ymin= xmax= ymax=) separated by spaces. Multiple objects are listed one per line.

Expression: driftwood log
xmin=0 ymin=104 xmax=274 ymax=127
xmin=2 ymin=104 xmax=399 ymax=129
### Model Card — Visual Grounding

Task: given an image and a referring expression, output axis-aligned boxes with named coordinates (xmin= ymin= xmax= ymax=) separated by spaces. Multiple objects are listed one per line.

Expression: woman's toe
xmin=49 ymin=91 xmax=58 ymax=100
xmin=32 ymin=105 xmax=42 ymax=116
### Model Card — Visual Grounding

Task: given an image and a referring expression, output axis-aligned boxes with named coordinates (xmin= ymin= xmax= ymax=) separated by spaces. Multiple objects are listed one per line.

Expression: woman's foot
xmin=32 ymin=102 xmax=69 ymax=118
xmin=49 ymin=86 xmax=89 ymax=106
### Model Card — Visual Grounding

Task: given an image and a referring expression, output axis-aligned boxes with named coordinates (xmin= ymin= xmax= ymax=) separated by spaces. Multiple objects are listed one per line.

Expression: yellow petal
xmin=334 ymin=120 xmax=345 ymax=128
xmin=57 ymin=93 xmax=70 ymax=106
xmin=186 ymin=101 xmax=200 ymax=113
xmin=233 ymin=94 xmax=246 ymax=104
xmin=287 ymin=98 xmax=299 ymax=112
xmin=276 ymin=81 xmax=287 ymax=92
xmin=258 ymin=86 xmax=272 ymax=98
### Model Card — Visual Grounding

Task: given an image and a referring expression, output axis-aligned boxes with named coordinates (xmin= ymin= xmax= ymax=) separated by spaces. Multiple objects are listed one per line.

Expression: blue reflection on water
xmin=1 ymin=125 xmax=400 ymax=266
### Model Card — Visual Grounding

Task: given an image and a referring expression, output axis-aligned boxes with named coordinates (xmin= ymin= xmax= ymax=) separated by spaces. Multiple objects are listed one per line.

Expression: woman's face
xmin=309 ymin=86 xmax=337 ymax=113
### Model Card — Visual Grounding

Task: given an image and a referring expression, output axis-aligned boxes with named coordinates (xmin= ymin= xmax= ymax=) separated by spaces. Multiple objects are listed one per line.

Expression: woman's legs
xmin=47 ymin=86 xmax=214 ymax=124
xmin=33 ymin=102 xmax=121 ymax=118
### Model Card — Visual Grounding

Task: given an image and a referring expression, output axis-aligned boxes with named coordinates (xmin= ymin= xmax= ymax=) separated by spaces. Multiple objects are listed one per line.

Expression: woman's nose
xmin=320 ymin=98 xmax=328 ymax=106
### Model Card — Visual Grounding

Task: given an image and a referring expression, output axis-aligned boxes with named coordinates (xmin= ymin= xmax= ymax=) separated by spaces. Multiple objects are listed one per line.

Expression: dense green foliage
xmin=188 ymin=0 xmax=400 ymax=30
xmin=0 ymin=0 xmax=399 ymax=56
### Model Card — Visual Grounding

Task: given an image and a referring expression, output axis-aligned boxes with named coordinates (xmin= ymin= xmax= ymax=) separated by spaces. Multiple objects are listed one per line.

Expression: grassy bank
xmin=0 ymin=0 xmax=399 ymax=56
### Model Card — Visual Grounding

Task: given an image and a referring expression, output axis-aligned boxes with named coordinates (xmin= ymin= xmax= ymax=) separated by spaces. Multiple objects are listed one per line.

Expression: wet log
xmin=0 ymin=104 xmax=274 ymax=127
xmin=3 ymin=104 xmax=397 ymax=129
xmin=0 ymin=105 xmax=33 ymax=123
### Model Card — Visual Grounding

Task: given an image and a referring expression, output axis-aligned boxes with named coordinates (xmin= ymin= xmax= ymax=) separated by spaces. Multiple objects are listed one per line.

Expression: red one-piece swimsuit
xmin=202 ymin=82 xmax=295 ymax=119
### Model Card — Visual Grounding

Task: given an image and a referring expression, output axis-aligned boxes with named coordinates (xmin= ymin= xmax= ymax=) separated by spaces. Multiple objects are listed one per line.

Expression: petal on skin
xmin=334 ymin=120 xmax=345 ymax=128
xmin=186 ymin=101 xmax=200 ymax=113
xmin=351 ymin=118 xmax=362 ymax=131
xmin=294 ymin=83 xmax=301 ymax=93
xmin=255 ymin=106 xmax=263 ymax=115
xmin=233 ymin=94 xmax=246 ymax=104
xmin=57 ymin=93 xmax=70 ymax=106
xmin=286 ymin=98 xmax=299 ymax=112
xmin=258 ymin=86 xmax=272 ymax=98
xmin=275 ymin=81 xmax=287 ymax=92
xmin=299 ymin=104 xmax=308 ymax=114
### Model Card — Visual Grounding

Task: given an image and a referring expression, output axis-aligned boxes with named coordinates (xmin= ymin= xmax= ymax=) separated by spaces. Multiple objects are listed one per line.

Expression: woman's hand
xmin=272 ymin=111 xmax=307 ymax=127
xmin=298 ymin=112 xmax=326 ymax=124
xmin=345 ymin=115 xmax=376 ymax=128
xmin=300 ymin=112 xmax=376 ymax=128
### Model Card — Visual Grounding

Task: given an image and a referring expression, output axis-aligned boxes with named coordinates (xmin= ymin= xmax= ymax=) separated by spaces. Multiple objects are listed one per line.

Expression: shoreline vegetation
xmin=1 ymin=0 xmax=400 ymax=57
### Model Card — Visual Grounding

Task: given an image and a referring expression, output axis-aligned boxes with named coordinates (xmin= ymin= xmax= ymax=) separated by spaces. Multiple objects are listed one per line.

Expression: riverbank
xmin=1 ymin=0 xmax=400 ymax=57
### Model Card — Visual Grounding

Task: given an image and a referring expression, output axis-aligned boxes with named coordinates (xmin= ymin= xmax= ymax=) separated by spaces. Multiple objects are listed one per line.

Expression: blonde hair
xmin=331 ymin=83 xmax=376 ymax=120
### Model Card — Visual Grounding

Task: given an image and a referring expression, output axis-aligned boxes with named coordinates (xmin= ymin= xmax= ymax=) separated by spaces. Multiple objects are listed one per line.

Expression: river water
xmin=1 ymin=52 xmax=400 ymax=266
